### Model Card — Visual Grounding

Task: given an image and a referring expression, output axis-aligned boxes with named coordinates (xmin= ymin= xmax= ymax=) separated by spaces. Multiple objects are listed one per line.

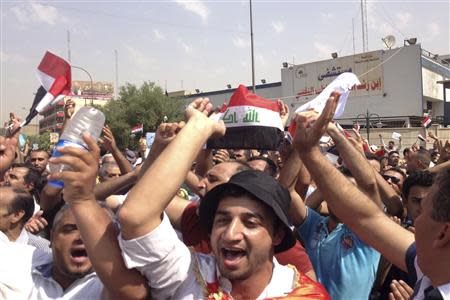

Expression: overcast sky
xmin=1 ymin=0 xmax=449 ymax=123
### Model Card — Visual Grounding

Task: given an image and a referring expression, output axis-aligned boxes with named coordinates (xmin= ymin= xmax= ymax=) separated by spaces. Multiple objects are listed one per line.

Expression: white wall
xmin=282 ymin=45 xmax=424 ymax=119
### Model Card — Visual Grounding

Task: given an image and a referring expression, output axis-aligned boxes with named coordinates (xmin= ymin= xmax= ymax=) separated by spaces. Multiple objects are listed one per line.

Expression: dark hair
xmin=30 ymin=149 xmax=50 ymax=158
xmin=414 ymin=149 xmax=431 ymax=167
xmin=6 ymin=187 xmax=35 ymax=225
xmin=247 ymin=156 xmax=278 ymax=177
xmin=217 ymin=160 xmax=252 ymax=173
xmin=403 ymin=147 xmax=411 ymax=157
xmin=385 ymin=167 xmax=406 ymax=179
xmin=207 ymin=184 xmax=280 ymax=232
xmin=230 ymin=149 xmax=251 ymax=160
xmin=52 ymin=202 xmax=115 ymax=232
xmin=388 ymin=150 xmax=400 ymax=157
xmin=431 ymin=171 xmax=450 ymax=222
xmin=365 ymin=152 xmax=380 ymax=161
xmin=12 ymin=163 xmax=41 ymax=185
xmin=402 ymin=171 xmax=434 ymax=200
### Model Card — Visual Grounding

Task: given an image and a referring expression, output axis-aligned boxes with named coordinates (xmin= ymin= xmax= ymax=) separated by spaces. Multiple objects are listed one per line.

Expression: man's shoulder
xmin=31 ymin=270 xmax=103 ymax=299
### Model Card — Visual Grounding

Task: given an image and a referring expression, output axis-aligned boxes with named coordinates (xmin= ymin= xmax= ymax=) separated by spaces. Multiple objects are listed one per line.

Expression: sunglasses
xmin=382 ymin=174 xmax=400 ymax=184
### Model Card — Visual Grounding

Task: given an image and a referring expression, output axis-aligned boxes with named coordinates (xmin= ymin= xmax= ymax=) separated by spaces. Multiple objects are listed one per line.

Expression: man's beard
xmin=61 ymin=266 xmax=93 ymax=280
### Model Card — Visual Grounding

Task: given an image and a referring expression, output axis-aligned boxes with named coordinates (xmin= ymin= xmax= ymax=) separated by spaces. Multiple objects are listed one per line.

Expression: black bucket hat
xmin=199 ymin=169 xmax=295 ymax=253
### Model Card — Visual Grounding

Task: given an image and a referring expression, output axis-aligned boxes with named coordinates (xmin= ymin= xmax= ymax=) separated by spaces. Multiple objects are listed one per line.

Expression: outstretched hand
xmin=437 ymin=139 xmax=450 ymax=163
xmin=0 ymin=119 xmax=20 ymax=174
xmin=293 ymin=91 xmax=341 ymax=154
xmin=388 ymin=280 xmax=413 ymax=300
xmin=24 ymin=210 xmax=48 ymax=233
xmin=48 ymin=133 xmax=100 ymax=205
xmin=154 ymin=122 xmax=186 ymax=147
xmin=278 ymin=99 xmax=290 ymax=128
xmin=100 ymin=125 xmax=118 ymax=152
xmin=185 ymin=97 xmax=226 ymax=138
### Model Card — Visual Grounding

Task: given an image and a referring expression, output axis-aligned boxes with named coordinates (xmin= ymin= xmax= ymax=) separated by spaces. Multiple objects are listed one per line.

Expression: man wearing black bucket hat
xmin=118 ymin=98 xmax=330 ymax=299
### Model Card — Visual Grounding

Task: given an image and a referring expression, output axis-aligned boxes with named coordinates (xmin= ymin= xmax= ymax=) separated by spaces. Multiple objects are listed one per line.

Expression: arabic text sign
xmin=295 ymin=72 xmax=360 ymax=118
xmin=294 ymin=50 xmax=383 ymax=102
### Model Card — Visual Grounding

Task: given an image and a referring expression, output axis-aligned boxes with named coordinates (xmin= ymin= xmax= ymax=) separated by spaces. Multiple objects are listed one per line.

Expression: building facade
xmin=39 ymin=81 xmax=113 ymax=134
xmin=184 ymin=44 xmax=449 ymax=128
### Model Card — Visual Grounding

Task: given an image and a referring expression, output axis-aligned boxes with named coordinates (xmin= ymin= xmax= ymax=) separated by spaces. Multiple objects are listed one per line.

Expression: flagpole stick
xmin=249 ymin=0 xmax=256 ymax=93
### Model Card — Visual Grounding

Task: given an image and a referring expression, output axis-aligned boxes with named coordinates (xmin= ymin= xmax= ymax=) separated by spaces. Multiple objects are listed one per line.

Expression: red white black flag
xmin=422 ymin=116 xmax=432 ymax=128
xmin=207 ymin=85 xmax=284 ymax=150
xmin=8 ymin=52 xmax=71 ymax=136
xmin=131 ymin=124 xmax=144 ymax=134
xmin=35 ymin=51 xmax=72 ymax=113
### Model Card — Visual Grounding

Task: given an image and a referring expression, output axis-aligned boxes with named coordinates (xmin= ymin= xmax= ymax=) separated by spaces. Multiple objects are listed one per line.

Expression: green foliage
xmin=27 ymin=131 xmax=52 ymax=151
xmin=98 ymin=82 xmax=184 ymax=150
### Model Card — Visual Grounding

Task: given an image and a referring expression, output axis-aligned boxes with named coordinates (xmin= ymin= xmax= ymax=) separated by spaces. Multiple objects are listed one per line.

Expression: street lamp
xmin=71 ymin=65 xmax=93 ymax=106
xmin=355 ymin=109 xmax=382 ymax=143
xmin=404 ymin=37 xmax=417 ymax=46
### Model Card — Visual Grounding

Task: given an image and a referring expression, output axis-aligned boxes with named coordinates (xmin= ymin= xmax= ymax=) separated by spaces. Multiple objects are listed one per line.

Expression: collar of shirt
xmin=437 ymin=282 xmax=450 ymax=299
xmin=32 ymin=262 xmax=99 ymax=291
xmin=210 ymin=257 xmax=294 ymax=298
xmin=16 ymin=228 xmax=30 ymax=244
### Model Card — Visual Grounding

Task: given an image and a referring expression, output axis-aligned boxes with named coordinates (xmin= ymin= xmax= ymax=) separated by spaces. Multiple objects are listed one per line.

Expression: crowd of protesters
xmin=0 ymin=91 xmax=449 ymax=300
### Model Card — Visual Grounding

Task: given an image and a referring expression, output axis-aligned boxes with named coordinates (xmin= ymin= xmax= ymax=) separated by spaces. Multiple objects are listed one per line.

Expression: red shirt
xmin=181 ymin=201 xmax=314 ymax=274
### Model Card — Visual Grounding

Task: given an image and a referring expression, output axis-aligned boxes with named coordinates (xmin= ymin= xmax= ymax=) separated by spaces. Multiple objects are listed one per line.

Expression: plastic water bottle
xmin=49 ymin=106 xmax=105 ymax=188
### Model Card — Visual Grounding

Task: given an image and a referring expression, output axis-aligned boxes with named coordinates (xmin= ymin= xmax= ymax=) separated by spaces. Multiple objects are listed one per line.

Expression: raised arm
xmin=137 ymin=122 xmax=184 ymax=179
xmin=379 ymin=134 xmax=387 ymax=150
xmin=119 ymin=98 xmax=225 ymax=240
xmin=48 ymin=134 xmax=148 ymax=300
xmin=101 ymin=125 xmax=132 ymax=175
xmin=0 ymin=119 xmax=20 ymax=176
xmin=94 ymin=169 xmax=139 ymax=201
xmin=277 ymin=146 xmax=307 ymax=227
xmin=294 ymin=92 xmax=414 ymax=272
xmin=327 ymin=124 xmax=382 ymax=207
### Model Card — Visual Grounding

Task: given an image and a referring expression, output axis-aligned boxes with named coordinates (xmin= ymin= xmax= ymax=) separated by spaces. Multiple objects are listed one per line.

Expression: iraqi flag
xmin=131 ymin=124 xmax=144 ymax=135
xmin=35 ymin=51 xmax=72 ymax=113
xmin=422 ymin=116 xmax=432 ymax=128
xmin=8 ymin=52 xmax=71 ymax=136
xmin=207 ymin=85 xmax=284 ymax=150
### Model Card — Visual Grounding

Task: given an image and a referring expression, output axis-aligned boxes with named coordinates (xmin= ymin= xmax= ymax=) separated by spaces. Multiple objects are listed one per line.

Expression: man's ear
xmin=11 ymin=210 xmax=25 ymax=225
xmin=433 ymin=223 xmax=450 ymax=248
xmin=273 ymin=227 xmax=285 ymax=247
xmin=24 ymin=182 xmax=34 ymax=192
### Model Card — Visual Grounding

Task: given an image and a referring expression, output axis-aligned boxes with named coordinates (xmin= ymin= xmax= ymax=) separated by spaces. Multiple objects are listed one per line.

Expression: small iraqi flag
xmin=207 ymin=85 xmax=284 ymax=150
xmin=35 ymin=51 xmax=72 ymax=113
xmin=8 ymin=51 xmax=71 ymax=136
xmin=131 ymin=124 xmax=144 ymax=134
xmin=422 ymin=116 xmax=432 ymax=128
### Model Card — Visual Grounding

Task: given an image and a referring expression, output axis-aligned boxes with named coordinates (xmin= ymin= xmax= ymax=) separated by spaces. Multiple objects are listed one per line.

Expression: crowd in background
xmin=0 ymin=93 xmax=449 ymax=300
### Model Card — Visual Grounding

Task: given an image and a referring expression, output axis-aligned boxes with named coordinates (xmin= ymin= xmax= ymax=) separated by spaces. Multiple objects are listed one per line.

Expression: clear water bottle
xmin=49 ymin=106 xmax=105 ymax=188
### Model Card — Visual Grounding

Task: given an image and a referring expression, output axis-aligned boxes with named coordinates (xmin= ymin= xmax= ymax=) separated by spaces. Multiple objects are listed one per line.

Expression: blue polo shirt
xmin=298 ymin=207 xmax=380 ymax=300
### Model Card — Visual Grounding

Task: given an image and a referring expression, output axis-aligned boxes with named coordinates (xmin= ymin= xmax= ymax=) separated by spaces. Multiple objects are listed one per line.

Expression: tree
xmin=98 ymin=82 xmax=184 ymax=150
xmin=27 ymin=131 xmax=52 ymax=151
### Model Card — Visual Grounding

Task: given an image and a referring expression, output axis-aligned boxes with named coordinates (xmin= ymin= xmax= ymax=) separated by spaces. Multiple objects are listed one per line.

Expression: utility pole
xmin=352 ymin=18 xmax=356 ymax=55
xmin=67 ymin=30 xmax=71 ymax=62
xmin=114 ymin=49 xmax=118 ymax=100
xmin=249 ymin=0 xmax=256 ymax=93
xmin=360 ymin=0 xmax=368 ymax=52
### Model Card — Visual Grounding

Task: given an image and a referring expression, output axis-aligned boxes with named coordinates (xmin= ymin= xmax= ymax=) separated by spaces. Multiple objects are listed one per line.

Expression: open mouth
xmin=221 ymin=248 xmax=246 ymax=267
xmin=70 ymin=249 xmax=88 ymax=264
